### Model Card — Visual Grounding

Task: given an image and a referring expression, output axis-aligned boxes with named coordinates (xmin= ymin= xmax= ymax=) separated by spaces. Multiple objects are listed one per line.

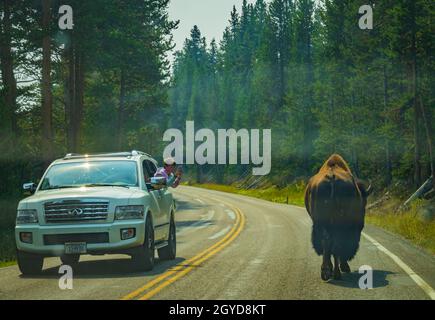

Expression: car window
xmin=143 ymin=160 xmax=157 ymax=177
xmin=142 ymin=160 xmax=151 ymax=182
xmin=39 ymin=161 xmax=138 ymax=190
xmin=147 ymin=160 xmax=157 ymax=176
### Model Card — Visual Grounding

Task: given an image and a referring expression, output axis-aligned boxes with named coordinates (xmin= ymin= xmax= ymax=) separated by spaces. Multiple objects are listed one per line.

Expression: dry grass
xmin=366 ymin=200 xmax=435 ymax=254
xmin=190 ymin=181 xmax=306 ymax=207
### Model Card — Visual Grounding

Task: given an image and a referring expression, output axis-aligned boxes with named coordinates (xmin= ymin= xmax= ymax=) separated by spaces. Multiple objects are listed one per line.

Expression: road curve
xmin=0 ymin=185 xmax=434 ymax=300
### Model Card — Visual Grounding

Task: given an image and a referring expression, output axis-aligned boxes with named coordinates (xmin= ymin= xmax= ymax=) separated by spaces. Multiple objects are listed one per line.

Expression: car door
xmin=142 ymin=160 xmax=164 ymax=241
xmin=143 ymin=160 xmax=169 ymax=241
xmin=149 ymin=160 xmax=173 ymax=219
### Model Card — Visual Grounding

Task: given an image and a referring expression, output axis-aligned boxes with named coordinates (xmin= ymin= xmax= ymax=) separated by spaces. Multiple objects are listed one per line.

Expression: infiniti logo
xmin=69 ymin=208 xmax=84 ymax=216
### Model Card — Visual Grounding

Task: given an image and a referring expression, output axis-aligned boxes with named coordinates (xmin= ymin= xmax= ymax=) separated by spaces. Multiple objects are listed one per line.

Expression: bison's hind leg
xmin=339 ymin=260 xmax=351 ymax=273
xmin=333 ymin=255 xmax=341 ymax=280
xmin=320 ymin=231 xmax=333 ymax=281
xmin=311 ymin=223 xmax=324 ymax=255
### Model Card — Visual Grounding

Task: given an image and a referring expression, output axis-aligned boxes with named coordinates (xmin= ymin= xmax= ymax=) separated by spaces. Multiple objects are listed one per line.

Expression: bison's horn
xmin=366 ymin=180 xmax=373 ymax=196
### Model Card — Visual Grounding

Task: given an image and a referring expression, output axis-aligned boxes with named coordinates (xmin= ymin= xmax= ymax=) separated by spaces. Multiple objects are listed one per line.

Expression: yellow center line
xmin=139 ymin=208 xmax=245 ymax=300
xmin=120 ymin=198 xmax=245 ymax=300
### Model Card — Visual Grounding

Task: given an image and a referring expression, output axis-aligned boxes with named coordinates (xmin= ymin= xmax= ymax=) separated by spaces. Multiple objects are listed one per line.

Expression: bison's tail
xmin=332 ymin=225 xmax=363 ymax=261
xmin=311 ymin=223 xmax=324 ymax=256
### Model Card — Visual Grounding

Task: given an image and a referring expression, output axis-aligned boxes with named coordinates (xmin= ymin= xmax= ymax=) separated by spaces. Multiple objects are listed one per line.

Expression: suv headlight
xmin=115 ymin=205 xmax=144 ymax=220
xmin=16 ymin=209 xmax=38 ymax=224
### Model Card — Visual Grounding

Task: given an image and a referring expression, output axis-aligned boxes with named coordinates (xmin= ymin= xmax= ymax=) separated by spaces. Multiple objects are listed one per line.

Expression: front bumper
xmin=15 ymin=220 xmax=145 ymax=256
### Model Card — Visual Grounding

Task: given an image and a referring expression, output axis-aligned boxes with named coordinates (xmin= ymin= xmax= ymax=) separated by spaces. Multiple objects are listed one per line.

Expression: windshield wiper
xmin=45 ymin=185 xmax=80 ymax=190
xmin=83 ymin=183 xmax=131 ymax=188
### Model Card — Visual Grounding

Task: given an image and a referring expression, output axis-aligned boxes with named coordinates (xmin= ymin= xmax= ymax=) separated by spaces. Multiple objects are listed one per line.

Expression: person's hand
xmin=175 ymin=167 xmax=183 ymax=178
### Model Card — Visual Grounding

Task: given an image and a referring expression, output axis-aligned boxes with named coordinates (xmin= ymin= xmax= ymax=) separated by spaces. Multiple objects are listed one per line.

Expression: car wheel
xmin=132 ymin=215 xmax=155 ymax=271
xmin=60 ymin=254 xmax=80 ymax=266
xmin=158 ymin=214 xmax=176 ymax=260
xmin=17 ymin=250 xmax=43 ymax=275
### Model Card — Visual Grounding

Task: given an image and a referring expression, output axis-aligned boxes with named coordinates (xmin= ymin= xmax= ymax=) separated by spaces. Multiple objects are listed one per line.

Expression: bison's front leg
xmin=321 ymin=236 xmax=333 ymax=281
xmin=333 ymin=255 xmax=341 ymax=280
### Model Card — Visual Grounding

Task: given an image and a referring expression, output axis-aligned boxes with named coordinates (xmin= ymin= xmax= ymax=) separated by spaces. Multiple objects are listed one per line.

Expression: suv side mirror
xmin=23 ymin=182 xmax=37 ymax=195
xmin=150 ymin=176 xmax=166 ymax=190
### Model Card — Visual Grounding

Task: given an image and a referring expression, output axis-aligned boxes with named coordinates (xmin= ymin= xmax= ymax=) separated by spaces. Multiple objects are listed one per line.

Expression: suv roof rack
xmin=131 ymin=150 xmax=153 ymax=158
xmin=63 ymin=150 xmax=153 ymax=160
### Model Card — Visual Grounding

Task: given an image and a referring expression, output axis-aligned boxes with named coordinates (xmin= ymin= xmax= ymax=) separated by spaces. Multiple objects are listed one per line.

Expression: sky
xmin=167 ymin=0 xmax=257 ymax=61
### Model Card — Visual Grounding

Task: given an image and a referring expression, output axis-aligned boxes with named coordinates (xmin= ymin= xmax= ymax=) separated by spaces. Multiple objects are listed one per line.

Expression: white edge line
xmin=362 ymin=232 xmax=435 ymax=300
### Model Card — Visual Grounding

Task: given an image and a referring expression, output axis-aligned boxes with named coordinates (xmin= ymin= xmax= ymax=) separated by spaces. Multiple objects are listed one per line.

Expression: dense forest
xmin=0 ymin=0 xmax=434 ymax=197
xmin=170 ymin=0 xmax=434 ymax=189
xmin=0 ymin=0 xmax=178 ymax=196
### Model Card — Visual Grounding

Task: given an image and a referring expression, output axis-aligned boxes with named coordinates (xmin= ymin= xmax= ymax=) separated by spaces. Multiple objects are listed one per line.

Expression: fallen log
xmin=367 ymin=192 xmax=390 ymax=210
xmin=399 ymin=176 xmax=433 ymax=211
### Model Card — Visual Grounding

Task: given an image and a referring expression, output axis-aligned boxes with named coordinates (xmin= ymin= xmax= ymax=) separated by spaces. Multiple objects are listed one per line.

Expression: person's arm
xmin=171 ymin=176 xmax=181 ymax=188
xmin=165 ymin=173 xmax=181 ymax=188
xmin=171 ymin=167 xmax=182 ymax=188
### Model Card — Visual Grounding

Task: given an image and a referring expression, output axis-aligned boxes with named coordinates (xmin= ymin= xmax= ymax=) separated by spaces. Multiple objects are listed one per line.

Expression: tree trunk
xmin=302 ymin=27 xmax=314 ymax=176
xmin=0 ymin=0 xmax=18 ymax=140
xmin=64 ymin=44 xmax=75 ymax=152
xmin=418 ymin=96 xmax=434 ymax=179
xmin=412 ymin=71 xmax=422 ymax=188
xmin=350 ymin=92 xmax=360 ymax=177
xmin=41 ymin=0 xmax=53 ymax=163
xmin=74 ymin=51 xmax=85 ymax=152
xmin=279 ymin=51 xmax=285 ymax=111
xmin=65 ymin=45 xmax=84 ymax=153
xmin=410 ymin=2 xmax=422 ymax=188
xmin=117 ymin=68 xmax=126 ymax=150
xmin=383 ymin=65 xmax=392 ymax=185
xmin=329 ymin=94 xmax=336 ymax=152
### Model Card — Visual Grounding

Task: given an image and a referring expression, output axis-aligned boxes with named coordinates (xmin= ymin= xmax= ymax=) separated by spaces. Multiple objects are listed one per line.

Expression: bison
xmin=304 ymin=154 xmax=372 ymax=281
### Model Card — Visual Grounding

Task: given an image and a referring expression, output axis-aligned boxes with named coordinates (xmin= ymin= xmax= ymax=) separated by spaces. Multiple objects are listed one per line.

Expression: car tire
xmin=132 ymin=215 xmax=155 ymax=271
xmin=60 ymin=254 xmax=80 ymax=266
xmin=158 ymin=214 xmax=176 ymax=260
xmin=17 ymin=250 xmax=43 ymax=275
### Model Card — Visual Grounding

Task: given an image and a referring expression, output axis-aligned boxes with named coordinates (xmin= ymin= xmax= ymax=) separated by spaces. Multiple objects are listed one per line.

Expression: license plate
xmin=64 ymin=242 xmax=87 ymax=254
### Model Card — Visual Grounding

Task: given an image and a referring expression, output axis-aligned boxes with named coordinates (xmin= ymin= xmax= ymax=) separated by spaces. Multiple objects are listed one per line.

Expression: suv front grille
xmin=44 ymin=233 xmax=109 ymax=245
xmin=44 ymin=200 xmax=109 ymax=223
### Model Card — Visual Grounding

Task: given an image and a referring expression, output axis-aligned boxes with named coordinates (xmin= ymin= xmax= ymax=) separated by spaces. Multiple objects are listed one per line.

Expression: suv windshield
xmin=39 ymin=161 xmax=138 ymax=190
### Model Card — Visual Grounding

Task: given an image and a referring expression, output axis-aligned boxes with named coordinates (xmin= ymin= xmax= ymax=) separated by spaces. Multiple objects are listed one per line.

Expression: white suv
xmin=15 ymin=150 xmax=176 ymax=275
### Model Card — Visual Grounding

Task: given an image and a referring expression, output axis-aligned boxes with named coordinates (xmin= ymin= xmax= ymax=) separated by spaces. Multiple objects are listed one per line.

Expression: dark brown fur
xmin=304 ymin=154 xmax=371 ymax=280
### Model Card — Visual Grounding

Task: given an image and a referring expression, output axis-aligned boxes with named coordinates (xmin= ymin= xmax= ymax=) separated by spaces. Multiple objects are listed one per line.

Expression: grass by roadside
xmin=189 ymin=183 xmax=435 ymax=255
xmin=365 ymin=199 xmax=435 ymax=254
xmin=189 ymin=182 xmax=306 ymax=207
xmin=0 ymin=198 xmax=19 ymax=267
xmin=0 ymin=260 xmax=16 ymax=268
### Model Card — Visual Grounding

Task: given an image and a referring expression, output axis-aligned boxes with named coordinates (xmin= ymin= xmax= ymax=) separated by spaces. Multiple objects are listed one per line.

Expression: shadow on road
xmin=174 ymin=198 xmax=205 ymax=211
xmin=176 ymin=220 xmax=216 ymax=229
xmin=19 ymin=256 xmax=188 ymax=280
xmin=328 ymin=269 xmax=394 ymax=289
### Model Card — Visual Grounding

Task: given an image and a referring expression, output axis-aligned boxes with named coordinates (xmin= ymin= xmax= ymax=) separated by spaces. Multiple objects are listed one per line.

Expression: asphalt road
xmin=0 ymin=185 xmax=434 ymax=300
